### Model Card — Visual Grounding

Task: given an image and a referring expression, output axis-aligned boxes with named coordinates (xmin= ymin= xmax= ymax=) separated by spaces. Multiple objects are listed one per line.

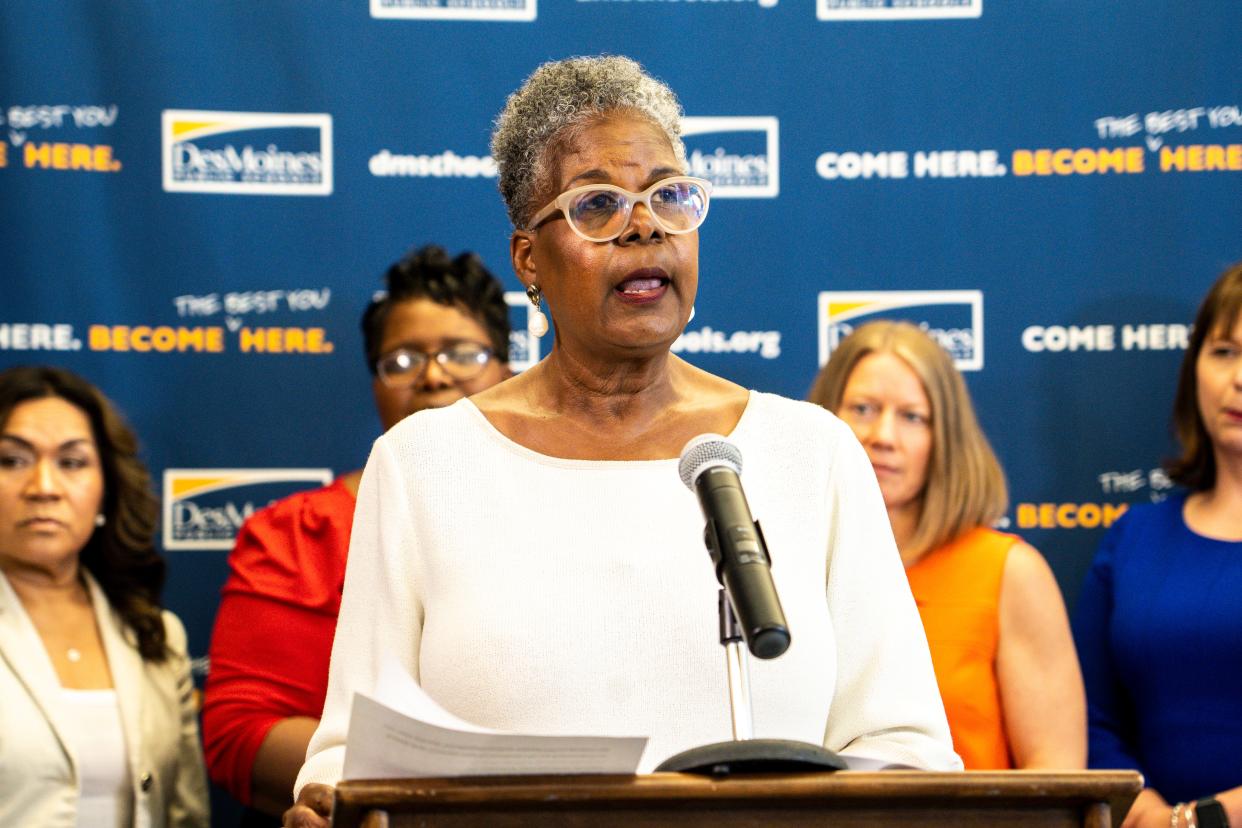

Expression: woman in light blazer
xmin=0 ymin=366 xmax=208 ymax=828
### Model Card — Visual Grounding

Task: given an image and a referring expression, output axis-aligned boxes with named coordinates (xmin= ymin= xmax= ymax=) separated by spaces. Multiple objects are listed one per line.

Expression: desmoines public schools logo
xmin=681 ymin=116 xmax=779 ymax=198
xmin=818 ymin=290 xmax=984 ymax=371
xmin=162 ymin=110 xmax=333 ymax=195
xmin=162 ymin=468 xmax=333 ymax=550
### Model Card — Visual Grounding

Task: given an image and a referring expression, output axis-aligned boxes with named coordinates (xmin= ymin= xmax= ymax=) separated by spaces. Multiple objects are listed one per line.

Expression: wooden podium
xmin=332 ymin=770 xmax=1142 ymax=828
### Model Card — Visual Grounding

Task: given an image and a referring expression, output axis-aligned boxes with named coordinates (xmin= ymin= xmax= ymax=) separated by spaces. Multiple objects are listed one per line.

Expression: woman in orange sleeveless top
xmin=810 ymin=321 xmax=1085 ymax=769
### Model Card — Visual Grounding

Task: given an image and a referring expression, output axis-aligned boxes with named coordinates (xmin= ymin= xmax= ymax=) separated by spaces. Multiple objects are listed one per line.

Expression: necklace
xmin=66 ymin=648 xmax=82 ymax=663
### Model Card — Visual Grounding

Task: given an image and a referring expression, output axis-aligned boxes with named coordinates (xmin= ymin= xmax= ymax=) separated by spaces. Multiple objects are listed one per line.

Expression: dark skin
xmin=283 ymin=113 xmax=746 ymax=828
xmin=284 ymin=782 xmax=333 ymax=828
xmin=479 ymin=113 xmax=747 ymax=461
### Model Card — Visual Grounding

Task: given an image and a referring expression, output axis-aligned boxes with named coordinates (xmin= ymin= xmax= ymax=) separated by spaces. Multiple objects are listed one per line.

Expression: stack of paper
xmin=341 ymin=662 xmax=649 ymax=780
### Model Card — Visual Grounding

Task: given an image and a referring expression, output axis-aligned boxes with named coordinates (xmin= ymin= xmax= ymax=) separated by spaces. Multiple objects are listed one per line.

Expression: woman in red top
xmin=202 ymin=246 xmax=512 ymax=822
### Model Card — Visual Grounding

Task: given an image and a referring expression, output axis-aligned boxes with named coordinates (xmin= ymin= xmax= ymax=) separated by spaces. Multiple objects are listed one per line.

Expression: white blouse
xmin=58 ymin=688 xmax=133 ymax=828
xmin=298 ymin=392 xmax=959 ymax=793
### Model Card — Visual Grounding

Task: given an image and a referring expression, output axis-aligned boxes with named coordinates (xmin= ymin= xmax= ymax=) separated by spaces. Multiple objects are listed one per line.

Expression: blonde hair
xmin=808 ymin=320 xmax=1007 ymax=558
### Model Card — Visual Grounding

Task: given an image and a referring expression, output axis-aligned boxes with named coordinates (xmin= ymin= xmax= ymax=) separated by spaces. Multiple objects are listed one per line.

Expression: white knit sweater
xmin=296 ymin=392 xmax=960 ymax=793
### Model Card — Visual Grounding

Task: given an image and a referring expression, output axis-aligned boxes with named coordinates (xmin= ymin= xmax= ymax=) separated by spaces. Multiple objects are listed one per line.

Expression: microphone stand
xmin=654 ymin=588 xmax=846 ymax=775
xmin=720 ymin=589 xmax=754 ymax=741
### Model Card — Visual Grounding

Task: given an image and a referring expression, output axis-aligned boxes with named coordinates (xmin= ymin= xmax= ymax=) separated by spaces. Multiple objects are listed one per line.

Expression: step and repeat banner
xmin=3 ymin=2 xmax=1240 ymax=694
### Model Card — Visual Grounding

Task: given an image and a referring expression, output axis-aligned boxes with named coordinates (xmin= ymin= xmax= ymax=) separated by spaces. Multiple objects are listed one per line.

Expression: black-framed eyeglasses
xmin=375 ymin=343 xmax=494 ymax=388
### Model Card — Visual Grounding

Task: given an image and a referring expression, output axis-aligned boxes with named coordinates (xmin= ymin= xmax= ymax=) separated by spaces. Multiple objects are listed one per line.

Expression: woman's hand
xmin=1121 ymin=786 xmax=1242 ymax=828
xmin=283 ymin=783 xmax=333 ymax=828
xmin=1120 ymin=789 xmax=1173 ymax=828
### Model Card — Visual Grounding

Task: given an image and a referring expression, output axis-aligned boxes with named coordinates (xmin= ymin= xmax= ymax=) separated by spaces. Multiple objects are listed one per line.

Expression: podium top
xmin=333 ymin=770 xmax=1143 ymax=828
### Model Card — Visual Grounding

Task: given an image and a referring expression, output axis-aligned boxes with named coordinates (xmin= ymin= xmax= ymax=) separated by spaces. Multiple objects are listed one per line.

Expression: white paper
xmin=370 ymin=660 xmax=497 ymax=734
xmin=342 ymin=662 xmax=648 ymax=780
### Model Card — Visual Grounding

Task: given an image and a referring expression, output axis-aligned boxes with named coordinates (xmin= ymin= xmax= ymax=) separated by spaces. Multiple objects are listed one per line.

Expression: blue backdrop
xmin=2 ymin=1 xmax=1240 ymax=820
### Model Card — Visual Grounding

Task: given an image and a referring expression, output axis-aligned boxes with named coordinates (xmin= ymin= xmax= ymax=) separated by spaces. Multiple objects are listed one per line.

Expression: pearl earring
xmin=527 ymin=285 xmax=549 ymax=338
xmin=95 ymin=514 xmax=106 ymax=527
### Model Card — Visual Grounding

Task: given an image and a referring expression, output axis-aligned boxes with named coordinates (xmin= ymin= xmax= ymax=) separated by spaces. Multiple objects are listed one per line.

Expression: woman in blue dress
xmin=1075 ymin=262 xmax=1242 ymax=828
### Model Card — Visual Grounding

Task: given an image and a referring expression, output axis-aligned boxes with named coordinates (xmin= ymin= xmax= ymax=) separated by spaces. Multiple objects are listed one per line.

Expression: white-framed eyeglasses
xmin=529 ymin=176 xmax=713 ymax=242
xmin=375 ymin=343 xmax=494 ymax=388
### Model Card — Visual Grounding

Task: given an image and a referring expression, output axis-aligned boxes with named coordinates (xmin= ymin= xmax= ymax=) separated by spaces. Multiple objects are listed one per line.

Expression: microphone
xmin=679 ymin=434 xmax=790 ymax=659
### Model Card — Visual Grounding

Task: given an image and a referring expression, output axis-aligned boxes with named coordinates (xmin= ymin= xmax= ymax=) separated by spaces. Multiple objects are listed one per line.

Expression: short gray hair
xmin=491 ymin=55 xmax=687 ymax=230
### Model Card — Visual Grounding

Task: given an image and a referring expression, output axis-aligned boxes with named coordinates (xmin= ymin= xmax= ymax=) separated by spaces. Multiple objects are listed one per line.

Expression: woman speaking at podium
xmin=286 ymin=55 xmax=960 ymax=826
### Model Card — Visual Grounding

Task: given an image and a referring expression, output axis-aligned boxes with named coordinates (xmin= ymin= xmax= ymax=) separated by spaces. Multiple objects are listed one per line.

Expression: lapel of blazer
xmin=86 ymin=571 xmax=145 ymax=782
xmin=0 ymin=571 xmax=77 ymax=770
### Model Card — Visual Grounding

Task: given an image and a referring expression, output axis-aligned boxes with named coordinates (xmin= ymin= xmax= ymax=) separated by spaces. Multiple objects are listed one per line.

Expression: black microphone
xmin=679 ymin=434 xmax=790 ymax=659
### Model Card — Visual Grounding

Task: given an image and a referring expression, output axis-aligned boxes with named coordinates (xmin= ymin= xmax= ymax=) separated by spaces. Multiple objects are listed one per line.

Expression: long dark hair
xmin=1166 ymin=263 xmax=1242 ymax=492
xmin=0 ymin=366 xmax=168 ymax=661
